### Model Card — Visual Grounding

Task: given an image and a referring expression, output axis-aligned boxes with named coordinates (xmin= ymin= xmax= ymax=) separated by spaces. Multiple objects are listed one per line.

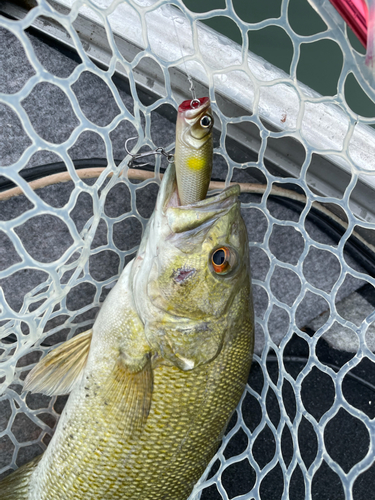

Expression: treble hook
xmin=125 ymin=137 xmax=174 ymax=167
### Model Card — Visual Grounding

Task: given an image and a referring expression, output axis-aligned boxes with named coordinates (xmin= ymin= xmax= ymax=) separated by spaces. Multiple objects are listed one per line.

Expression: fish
xmin=0 ymin=144 xmax=253 ymax=500
xmin=175 ymin=97 xmax=214 ymax=205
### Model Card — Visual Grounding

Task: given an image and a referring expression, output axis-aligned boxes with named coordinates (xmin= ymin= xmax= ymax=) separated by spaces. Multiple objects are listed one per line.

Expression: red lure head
xmin=178 ymin=97 xmax=210 ymax=114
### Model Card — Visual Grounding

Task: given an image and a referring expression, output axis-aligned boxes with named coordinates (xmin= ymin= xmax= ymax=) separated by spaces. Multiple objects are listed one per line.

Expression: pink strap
xmin=328 ymin=0 xmax=368 ymax=47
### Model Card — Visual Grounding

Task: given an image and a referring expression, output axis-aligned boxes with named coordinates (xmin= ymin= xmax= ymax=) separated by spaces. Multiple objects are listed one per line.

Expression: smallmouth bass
xmin=0 ymin=140 xmax=253 ymax=500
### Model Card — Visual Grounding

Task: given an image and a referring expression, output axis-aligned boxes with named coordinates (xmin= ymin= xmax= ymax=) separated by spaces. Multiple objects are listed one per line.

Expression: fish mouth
xmin=156 ymin=163 xmax=240 ymax=234
xmin=159 ymin=163 xmax=239 ymax=209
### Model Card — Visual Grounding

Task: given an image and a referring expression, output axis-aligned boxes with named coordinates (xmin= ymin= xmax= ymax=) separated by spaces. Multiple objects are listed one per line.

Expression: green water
xmin=182 ymin=0 xmax=375 ymax=121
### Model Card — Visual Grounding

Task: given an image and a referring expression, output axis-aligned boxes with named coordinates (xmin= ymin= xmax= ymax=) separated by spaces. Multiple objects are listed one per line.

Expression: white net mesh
xmin=1 ymin=0 xmax=375 ymax=498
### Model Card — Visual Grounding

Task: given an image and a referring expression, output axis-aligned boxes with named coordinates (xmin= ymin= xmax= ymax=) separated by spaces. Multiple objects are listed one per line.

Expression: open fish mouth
xmin=157 ymin=162 xmax=240 ymax=235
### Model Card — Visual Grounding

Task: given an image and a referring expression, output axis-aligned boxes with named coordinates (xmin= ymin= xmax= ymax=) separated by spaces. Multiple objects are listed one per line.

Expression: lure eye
xmin=211 ymin=247 xmax=235 ymax=275
xmin=200 ymin=115 xmax=212 ymax=128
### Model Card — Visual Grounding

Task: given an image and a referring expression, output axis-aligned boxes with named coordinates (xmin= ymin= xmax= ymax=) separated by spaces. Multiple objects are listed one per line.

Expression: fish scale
xmin=0 ymin=159 xmax=253 ymax=500
xmin=27 ymin=315 xmax=251 ymax=499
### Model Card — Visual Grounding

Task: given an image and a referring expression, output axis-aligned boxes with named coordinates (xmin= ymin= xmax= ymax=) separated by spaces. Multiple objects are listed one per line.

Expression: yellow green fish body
xmin=175 ymin=97 xmax=214 ymax=205
xmin=0 ymin=164 xmax=253 ymax=500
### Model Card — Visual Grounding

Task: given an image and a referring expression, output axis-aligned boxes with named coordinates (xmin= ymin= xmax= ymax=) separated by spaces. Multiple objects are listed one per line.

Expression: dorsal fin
xmin=24 ymin=329 xmax=92 ymax=396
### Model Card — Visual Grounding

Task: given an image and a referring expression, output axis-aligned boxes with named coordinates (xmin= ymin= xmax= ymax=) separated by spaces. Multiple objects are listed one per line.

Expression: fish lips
xmin=158 ymin=162 xmax=240 ymax=229
xmin=156 ymin=162 xmax=242 ymax=252
xmin=166 ymin=186 xmax=240 ymax=235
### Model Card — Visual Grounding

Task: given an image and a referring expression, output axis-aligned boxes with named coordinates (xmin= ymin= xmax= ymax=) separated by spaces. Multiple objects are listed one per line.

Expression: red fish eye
xmin=211 ymin=247 xmax=231 ymax=274
xmin=200 ymin=115 xmax=212 ymax=128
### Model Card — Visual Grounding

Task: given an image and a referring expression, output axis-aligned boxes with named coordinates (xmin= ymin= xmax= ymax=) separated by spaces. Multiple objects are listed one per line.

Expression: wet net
xmin=1 ymin=0 xmax=375 ymax=498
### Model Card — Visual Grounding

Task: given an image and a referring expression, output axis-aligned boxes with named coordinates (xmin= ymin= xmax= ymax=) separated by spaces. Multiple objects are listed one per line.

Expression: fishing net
xmin=1 ymin=0 xmax=375 ymax=498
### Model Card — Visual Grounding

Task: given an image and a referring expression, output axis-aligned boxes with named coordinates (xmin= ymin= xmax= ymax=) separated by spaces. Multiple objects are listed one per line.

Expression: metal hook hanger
xmin=125 ymin=137 xmax=174 ymax=167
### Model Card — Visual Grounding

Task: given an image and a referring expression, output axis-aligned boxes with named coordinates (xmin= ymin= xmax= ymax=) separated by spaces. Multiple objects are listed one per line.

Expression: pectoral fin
xmin=24 ymin=329 xmax=92 ymax=396
xmin=102 ymin=353 xmax=153 ymax=434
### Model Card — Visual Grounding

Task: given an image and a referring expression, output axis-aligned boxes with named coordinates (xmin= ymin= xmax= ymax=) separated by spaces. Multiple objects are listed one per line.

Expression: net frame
xmin=0 ymin=0 xmax=375 ymax=499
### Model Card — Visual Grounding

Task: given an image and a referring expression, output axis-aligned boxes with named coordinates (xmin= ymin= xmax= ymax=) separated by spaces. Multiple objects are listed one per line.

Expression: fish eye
xmin=211 ymin=247 xmax=236 ymax=275
xmin=200 ymin=115 xmax=212 ymax=128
